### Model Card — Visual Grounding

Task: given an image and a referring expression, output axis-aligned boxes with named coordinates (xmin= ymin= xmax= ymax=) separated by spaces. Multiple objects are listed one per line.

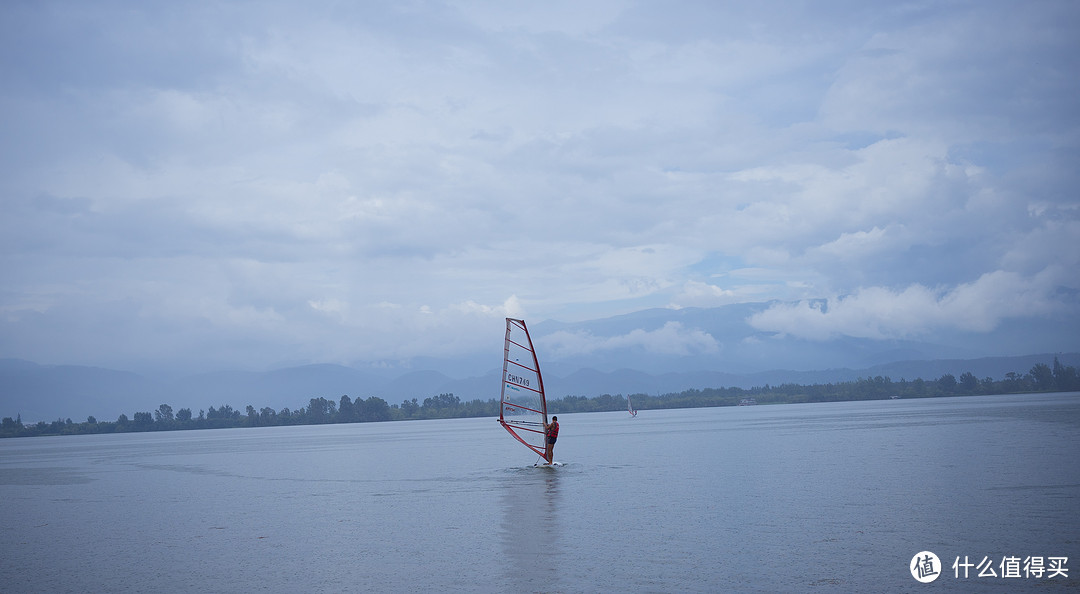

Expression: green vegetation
xmin=3 ymin=358 xmax=1078 ymax=439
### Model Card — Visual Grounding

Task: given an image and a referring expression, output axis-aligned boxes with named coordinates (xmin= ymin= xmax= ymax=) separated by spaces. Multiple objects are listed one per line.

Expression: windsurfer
xmin=544 ymin=416 xmax=559 ymax=464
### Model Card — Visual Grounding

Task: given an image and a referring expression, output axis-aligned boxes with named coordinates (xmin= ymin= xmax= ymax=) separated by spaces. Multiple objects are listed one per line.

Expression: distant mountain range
xmin=3 ymin=303 xmax=1077 ymax=423
xmin=3 ymin=352 xmax=1076 ymax=425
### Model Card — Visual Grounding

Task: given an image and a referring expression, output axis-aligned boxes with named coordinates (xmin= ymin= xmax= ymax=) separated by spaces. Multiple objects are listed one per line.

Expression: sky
xmin=1 ymin=0 xmax=1078 ymax=376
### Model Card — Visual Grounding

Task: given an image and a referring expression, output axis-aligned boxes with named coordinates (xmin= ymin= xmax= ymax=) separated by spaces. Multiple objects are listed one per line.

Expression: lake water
xmin=2 ymin=392 xmax=1078 ymax=593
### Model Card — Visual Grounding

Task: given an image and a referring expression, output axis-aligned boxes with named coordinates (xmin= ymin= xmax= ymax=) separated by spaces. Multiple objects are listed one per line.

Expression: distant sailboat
xmin=498 ymin=318 xmax=549 ymax=459
xmin=628 ymin=394 xmax=638 ymax=417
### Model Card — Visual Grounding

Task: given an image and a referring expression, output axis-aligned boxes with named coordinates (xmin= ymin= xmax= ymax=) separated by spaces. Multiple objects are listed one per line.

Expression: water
xmin=2 ymin=393 xmax=1078 ymax=593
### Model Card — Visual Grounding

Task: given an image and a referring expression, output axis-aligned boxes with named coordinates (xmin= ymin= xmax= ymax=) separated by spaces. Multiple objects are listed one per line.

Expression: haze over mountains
xmin=3 ymin=304 xmax=1077 ymax=423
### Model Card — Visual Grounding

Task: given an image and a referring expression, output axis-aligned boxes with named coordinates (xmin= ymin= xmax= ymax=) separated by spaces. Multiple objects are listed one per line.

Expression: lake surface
xmin=2 ymin=393 xmax=1078 ymax=592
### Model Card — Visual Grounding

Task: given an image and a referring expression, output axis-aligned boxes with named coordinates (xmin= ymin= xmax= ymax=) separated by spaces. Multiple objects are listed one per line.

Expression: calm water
xmin=2 ymin=393 xmax=1078 ymax=593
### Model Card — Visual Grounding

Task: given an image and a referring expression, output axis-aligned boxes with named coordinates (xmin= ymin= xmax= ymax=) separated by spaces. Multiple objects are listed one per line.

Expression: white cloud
xmin=669 ymin=277 xmax=804 ymax=309
xmin=748 ymin=267 xmax=1075 ymax=341
xmin=1001 ymin=220 xmax=1080 ymax=276
xmin=720 ymin=137 xmax=970 ymax=253
xmin=449 ymin=0 xmax=623 ymax=35
xmin=539 ymin=322 xmax=719 ymax=358
xmin=1 ymin=1 xmax=1077 ymax=373
xmin=673 ymin=280 xmax=739 ymax=306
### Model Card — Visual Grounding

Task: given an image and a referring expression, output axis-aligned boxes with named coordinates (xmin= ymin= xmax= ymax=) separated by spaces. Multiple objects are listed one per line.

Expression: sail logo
xmin=506 ymin=373 xmax=530 ymax=388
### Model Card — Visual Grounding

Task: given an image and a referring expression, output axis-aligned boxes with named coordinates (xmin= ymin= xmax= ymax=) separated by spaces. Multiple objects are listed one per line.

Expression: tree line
xmin=2 ymin=357 xmax=1077 ymax=438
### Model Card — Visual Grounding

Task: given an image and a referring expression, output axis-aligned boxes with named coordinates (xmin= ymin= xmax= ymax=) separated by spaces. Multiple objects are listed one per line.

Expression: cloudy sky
xmin=2 ymin=0 xmax=1078 ymax=375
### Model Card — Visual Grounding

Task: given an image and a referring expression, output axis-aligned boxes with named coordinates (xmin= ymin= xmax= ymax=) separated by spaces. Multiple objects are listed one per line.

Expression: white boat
xmin=739 ymin=398 xmax=757 ymax=406
xmin=628 ymin=394 xmax=638 ymax=417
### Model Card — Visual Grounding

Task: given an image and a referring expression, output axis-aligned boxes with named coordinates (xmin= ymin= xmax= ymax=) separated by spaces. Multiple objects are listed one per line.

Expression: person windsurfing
xmin=543 ymin=416 xmax=559 ymax=464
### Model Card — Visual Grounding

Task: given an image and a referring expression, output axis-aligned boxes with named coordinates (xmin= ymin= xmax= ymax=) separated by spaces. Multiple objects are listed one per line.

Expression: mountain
xmin=0 ymin=359 xmax=162 ymax=423
xmin=3 ymin=353 xmax=1077 ymax=425
xmin=3 ymin=302 xmax=1077 ymax=423
xmin=527 ymin=304 xmax=1079 ymax=373
xmin=173 ymin=364 xmax=385 ymax=413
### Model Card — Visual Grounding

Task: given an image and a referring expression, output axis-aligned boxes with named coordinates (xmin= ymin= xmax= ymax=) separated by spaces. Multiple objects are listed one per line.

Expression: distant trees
xmin=938 ymin=373 xmax=957 ymax=394
xmin=358 ymin=396 xmax=392 ymax=422
xmin=307 ymin=397 xmax=336 ymax=424
xmin=420 ymin=393 xmax=462 ymax=418
xmin=1031 ymin=363 xmax=1055 ymax=391
xmin=2 ymin=357 xmax=1078 ymax=439
xmin=959 ymin=372 xmax=978 ymax=394
xmin=338 ymin=395 xmax=355 ymax=422
xmin=1054 ymin=358 xmax=1080 ymax=391
xmin=400 ymin=398 xmax=420 ymax=417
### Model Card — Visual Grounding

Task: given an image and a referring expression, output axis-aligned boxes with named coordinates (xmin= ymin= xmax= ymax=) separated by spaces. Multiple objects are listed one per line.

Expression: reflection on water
xmin=500 ymin=467 xmax=562 ymax=593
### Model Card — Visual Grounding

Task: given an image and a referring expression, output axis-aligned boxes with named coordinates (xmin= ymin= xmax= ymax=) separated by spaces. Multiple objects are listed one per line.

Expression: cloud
xmin=819 ymin=2 xmax=1080 ymax=142
xmin=538 ymin=322 xmax=720 ymax=358
xmin=0 ymin=1 xmax=1077 ymax=374
xmin=747 ymin=267 xmax=1077 ymax=341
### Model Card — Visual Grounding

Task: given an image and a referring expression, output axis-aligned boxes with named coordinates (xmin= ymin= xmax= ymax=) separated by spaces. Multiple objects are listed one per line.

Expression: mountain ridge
xmin=3 ymin=352 xmax=1077 ymax=424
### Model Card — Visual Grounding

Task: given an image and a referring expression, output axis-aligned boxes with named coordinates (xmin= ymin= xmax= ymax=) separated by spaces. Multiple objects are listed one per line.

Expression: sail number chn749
xmin=506 ymin=373 xmax=530 ymax=388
